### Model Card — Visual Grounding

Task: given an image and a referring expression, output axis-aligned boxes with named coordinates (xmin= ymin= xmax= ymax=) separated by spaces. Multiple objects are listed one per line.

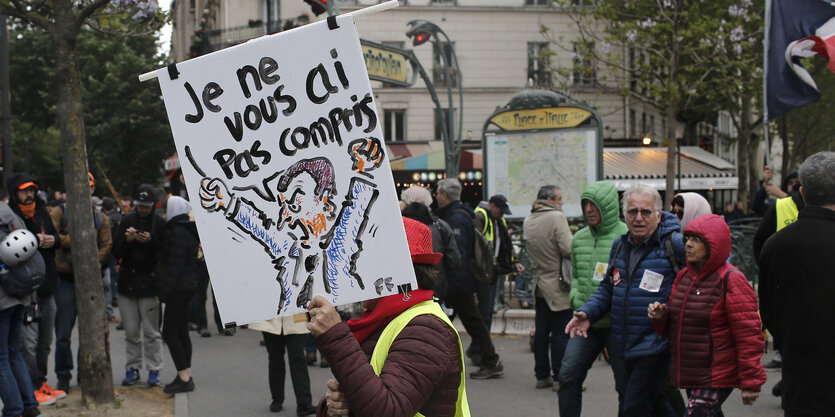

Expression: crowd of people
xmin=1 ymin=151 xmax=833 ymax=417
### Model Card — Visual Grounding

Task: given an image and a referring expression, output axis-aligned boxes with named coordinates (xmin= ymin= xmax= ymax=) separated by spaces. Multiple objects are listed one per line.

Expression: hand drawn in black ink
xmin=348 ymin=137 xmax=384 ymax=178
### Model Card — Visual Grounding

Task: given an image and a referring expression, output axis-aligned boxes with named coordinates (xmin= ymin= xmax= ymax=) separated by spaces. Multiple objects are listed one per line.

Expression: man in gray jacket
xmin=523 ymin=185 xmax=573 ymax=390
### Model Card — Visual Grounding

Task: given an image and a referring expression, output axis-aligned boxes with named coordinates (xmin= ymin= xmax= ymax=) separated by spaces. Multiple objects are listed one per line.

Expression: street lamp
xmin=406 ymin=20 xmax=463 ymax=181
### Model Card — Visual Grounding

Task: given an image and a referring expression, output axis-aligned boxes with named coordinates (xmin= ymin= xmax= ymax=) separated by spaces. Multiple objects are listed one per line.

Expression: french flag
xmin=767 ymin=0 xmax=835 ymax=117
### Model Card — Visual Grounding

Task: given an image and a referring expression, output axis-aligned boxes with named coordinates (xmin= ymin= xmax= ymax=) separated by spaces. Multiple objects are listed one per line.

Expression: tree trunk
xmin=664 ymin=102 xmax=678 ymax=208
xmin=736 ymin=97 xmax=753 ymax=206
xmin=52 ymin=3 xmax=115 ymax=404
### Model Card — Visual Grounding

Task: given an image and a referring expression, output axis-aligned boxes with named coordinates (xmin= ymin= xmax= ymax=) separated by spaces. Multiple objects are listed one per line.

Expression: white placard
xmin=156 ymin=16 xmax=416 ymax=326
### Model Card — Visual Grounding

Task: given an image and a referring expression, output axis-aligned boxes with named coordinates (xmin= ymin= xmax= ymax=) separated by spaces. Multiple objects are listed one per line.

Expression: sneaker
xmin=115 ymin=322 xmax=124 ymax=331
xmin=470 ymin=361 xmax=504 ymax=379
xmin=41 ymin=382 xmax=67 ymax=399
xmin=199 ymin=328 xmax=211 ymax=338
xmin=297 ymin=404 xmax=317 ymax=416
xmin=122 ymin=368 xmax=140 ymax=386
xmin=269 ymin=401 xmax=283 ymax=412
xmin=764 ymin=359 xmax=782 ymax=369
xmin=34 ymin=390 xmax=56 ymax=406
xmin=22 ymin=406 xmax=42 ymax=417
xmin=163 ymin=376 xmax=195 ymax=394
xmin=148 ymin=370 xmax=161 ymax=386
xmin=553 ymin=383 xmax=562 ymax=392
xmin=535 ymin=377 xmax=553 ymax=389
xmin=222 ymin=328 xmax=236 ymax=336
xmin=56 ymin=378 xmax=70 ymax=393
xmin=320 ymin=359 xmax=330 ymax=368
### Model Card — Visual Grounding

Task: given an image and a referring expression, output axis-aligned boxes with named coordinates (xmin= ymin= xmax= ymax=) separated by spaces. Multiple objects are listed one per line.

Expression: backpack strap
xmin=723 ymin=268 xmax=738 ymax=305
xmin=605 ymin=238 xmax=624 ymax=278
xmin=663 ymin=233 xmax=681 ymax=275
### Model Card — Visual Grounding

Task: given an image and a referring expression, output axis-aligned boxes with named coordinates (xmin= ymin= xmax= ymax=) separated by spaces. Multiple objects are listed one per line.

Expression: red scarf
xmin=347 ymin=288 xmax=434 ymax=343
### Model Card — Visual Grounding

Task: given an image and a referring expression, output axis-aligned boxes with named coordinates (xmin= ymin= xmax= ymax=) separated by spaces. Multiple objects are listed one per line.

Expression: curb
xmin=175 ymin=392 xmax=188 ymax=417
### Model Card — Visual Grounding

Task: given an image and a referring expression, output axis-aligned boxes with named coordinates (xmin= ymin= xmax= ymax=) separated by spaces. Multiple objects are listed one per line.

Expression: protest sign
xmin=156 ymin=15 xmax=416 ymax=326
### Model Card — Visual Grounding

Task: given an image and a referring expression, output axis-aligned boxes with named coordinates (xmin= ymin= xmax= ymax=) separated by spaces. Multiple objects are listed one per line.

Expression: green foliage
xmin=783 ymin=59 xmax=835 ymax=165
xmin=549 ymin=0 xmax=763 ymax=123
xmin=9 ymin=24 xmax=173 ymax=196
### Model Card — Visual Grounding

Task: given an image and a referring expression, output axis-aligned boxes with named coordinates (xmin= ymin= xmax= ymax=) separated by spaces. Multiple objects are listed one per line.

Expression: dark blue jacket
xmin=434 ymin=200 xmax=476 ymax=293
xmin=580 ymin=211 xmax=684 ymax=360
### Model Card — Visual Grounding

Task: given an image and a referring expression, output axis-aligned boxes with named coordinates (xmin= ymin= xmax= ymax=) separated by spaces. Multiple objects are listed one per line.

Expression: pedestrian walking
xmin=523 ymin=185 xmax=573 ymax=390
xmin=557 ymin=181 xmax=628 ymax=417
xmin=158 ymin=196 xmax=199 ymax=394
xmin=649 ymin=214 xmax=766 ymax=415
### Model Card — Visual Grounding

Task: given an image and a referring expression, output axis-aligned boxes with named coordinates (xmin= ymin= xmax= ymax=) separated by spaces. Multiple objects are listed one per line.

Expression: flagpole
xmin=763 ymin=0 xmax=772 ymax=167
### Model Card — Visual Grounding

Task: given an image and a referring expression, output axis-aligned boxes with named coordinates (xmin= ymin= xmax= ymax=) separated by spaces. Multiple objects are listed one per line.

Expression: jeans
xmin=558 ymin=327 xmax=626 ymax=417
xmin=514 ymin=274 xmax=532 ymax=306
xmin=109 ymin=259 xmax=119 ymax=307
xmin=21 ymin=295 xmax=56 ymax=385
xmin=54 ymin=277 xmax=77 ymax=382
xmin=263 ymin=332 xmax=313 ymax=409
xmin=533 ymin=299 xmax=571 ymax=381
xmin=449 ymin=290 xmax=499 ymax=367
xmin=621 ymin=352 xmax=677 ymax=417
xmin=475 ymin=282 xmax=497 ymax=332
xmin=120 ymin=295 xmax=163 ymax=372
xmin=162 ymin=291 xmax=193 ymax=371
xmin=102 ymin=268 xmax=113 ymax=319
xmin=1 ymin=305 xmax=39 ymax=417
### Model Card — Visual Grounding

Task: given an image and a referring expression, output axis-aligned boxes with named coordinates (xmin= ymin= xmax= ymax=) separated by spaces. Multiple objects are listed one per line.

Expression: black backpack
xmin=454 ymin=209 xmax=496 ymax=285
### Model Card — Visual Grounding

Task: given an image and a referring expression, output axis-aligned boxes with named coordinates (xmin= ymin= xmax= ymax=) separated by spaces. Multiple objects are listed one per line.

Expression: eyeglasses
xmin=625 ymin=208 xmax=656 ymax=219
xmin=682 ymin=235 xmax=705 ymax=245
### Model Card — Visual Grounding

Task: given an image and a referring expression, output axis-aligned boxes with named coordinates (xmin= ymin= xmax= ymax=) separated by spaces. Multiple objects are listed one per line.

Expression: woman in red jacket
xmin=306 ymin=217 xmax=469 ymax=417
xmin=648 ymin=214 xmax=766 ymax=416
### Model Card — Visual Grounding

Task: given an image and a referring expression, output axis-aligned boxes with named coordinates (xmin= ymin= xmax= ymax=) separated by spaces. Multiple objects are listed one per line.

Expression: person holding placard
xmin=307 ymin=217 xmax=469 ymax=417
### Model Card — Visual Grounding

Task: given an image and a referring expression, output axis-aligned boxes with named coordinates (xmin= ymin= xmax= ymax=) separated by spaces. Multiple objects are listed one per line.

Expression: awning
xmin=604 ymin=147 xmax=738 ymax=191
xmin=386 ymin=141 xmax=483 ymax=171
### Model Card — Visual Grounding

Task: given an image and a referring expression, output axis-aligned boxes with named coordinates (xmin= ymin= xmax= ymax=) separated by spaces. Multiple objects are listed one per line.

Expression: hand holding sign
xmin=200 ymin=178 xmax=233 ymax=212
xmin=348 ymin=137 xmax=384 ymax=175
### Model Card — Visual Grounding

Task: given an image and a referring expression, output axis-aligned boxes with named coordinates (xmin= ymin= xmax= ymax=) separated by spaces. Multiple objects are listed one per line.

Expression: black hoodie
xmin=6 ymin=172 xmax=61 ymax=296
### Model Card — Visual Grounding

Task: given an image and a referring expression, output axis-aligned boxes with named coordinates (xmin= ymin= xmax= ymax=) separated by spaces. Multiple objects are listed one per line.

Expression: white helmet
xmin=0 ymin=229 xmax=39 ymax=266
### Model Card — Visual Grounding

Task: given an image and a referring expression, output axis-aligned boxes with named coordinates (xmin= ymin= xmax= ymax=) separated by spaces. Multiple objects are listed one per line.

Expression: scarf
xmin=19 ymin=202 xmax=35 ymax=220
xmin=347 ymin=288 xmax=434 ymax=343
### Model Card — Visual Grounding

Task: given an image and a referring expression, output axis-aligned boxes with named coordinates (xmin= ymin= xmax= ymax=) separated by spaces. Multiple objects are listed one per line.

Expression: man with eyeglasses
xmin=566 ymin=184 xmax=684 ymax=417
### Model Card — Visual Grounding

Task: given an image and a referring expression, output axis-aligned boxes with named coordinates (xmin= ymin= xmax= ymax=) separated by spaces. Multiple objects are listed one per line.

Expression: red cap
xmin=402 ymin=217 xmax=443 ymax=265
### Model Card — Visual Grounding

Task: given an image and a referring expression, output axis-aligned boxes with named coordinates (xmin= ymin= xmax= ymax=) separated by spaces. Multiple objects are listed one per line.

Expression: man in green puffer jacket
xmin=557 ymin=181 xmax=628 ymax=417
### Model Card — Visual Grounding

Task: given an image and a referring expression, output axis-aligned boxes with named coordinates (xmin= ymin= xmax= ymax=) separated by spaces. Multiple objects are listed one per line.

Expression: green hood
xmin=580 ymin=181 xmax=621 ymax=236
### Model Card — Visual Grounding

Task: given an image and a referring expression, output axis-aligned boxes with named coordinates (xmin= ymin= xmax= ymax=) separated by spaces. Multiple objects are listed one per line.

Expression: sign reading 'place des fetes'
xmin=155 ymin=15 xmax=416 ymax=326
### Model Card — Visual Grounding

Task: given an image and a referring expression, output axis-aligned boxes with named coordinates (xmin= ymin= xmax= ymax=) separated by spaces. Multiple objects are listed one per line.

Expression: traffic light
xmin=304 ymin=0 xmax=327 ymax=16
xmin=406 ymin=26 xmax=433 ymax=46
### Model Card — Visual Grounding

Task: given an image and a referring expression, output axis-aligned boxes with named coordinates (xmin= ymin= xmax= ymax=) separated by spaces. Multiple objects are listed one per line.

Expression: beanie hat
xmin=402 ymin=216 xmax=442 ymax=265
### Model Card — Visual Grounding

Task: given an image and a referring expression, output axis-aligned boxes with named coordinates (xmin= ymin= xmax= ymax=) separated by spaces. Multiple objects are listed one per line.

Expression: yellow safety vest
xmin=775 ymin=197 xmax=799 ymax=231
xmin=473 ymin=206 xmax=507 ymax=243
xmin=369 ymin=300 xmax=471 ymax=417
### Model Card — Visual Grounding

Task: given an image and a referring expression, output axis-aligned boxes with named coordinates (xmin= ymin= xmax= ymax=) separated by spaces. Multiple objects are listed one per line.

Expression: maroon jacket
xmin=652 ymin=214 xmax=766 ymax=391
xmin=316 ymin=314 xmax=462 ymax=417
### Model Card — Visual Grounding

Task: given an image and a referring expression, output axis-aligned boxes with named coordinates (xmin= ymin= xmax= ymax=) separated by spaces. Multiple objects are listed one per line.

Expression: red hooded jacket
xmin=652 ymin=214 xmax=766 ymax=391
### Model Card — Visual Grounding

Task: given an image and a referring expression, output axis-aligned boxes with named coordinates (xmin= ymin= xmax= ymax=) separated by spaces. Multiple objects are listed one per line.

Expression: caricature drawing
xmin=194 ymin=137 xmax=384 ymax=314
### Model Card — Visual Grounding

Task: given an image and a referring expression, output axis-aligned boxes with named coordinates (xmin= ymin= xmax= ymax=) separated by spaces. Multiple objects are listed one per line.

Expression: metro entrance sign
xmin=488 ymin=107 xmax=593 ymax=131
xmin=360 ymin=39 xmax=416 ymax=87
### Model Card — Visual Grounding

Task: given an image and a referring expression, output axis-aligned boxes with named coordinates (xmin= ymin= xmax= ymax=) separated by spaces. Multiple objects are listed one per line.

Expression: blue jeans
xmin=533 ymin=299 xmax=572 ymax=381
xmin=621 ymin=352 xmax=677 ymax=417
xmin=54 ymin=277 xmax=77 ymax=382
xmin=558 ymin=327 xmax=626 ymax=417
xmin=1 ymin=305 xmax=38 ymax=417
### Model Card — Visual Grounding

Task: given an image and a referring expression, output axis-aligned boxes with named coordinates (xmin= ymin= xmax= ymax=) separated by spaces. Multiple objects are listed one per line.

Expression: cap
xmin=134 ymin=184 xmax=158 ymax=207
xmin=403 ymin=217 xmax=443 ymax=266
xmin=17 ymin=181 xmax=38 ymax=191
xmin=489 ymin=194 xmax=512 ymax=215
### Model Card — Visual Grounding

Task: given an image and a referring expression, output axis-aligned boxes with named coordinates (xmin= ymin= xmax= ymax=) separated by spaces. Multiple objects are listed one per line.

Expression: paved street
xmin=45 ymin=311 xmax=786 ymax=417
